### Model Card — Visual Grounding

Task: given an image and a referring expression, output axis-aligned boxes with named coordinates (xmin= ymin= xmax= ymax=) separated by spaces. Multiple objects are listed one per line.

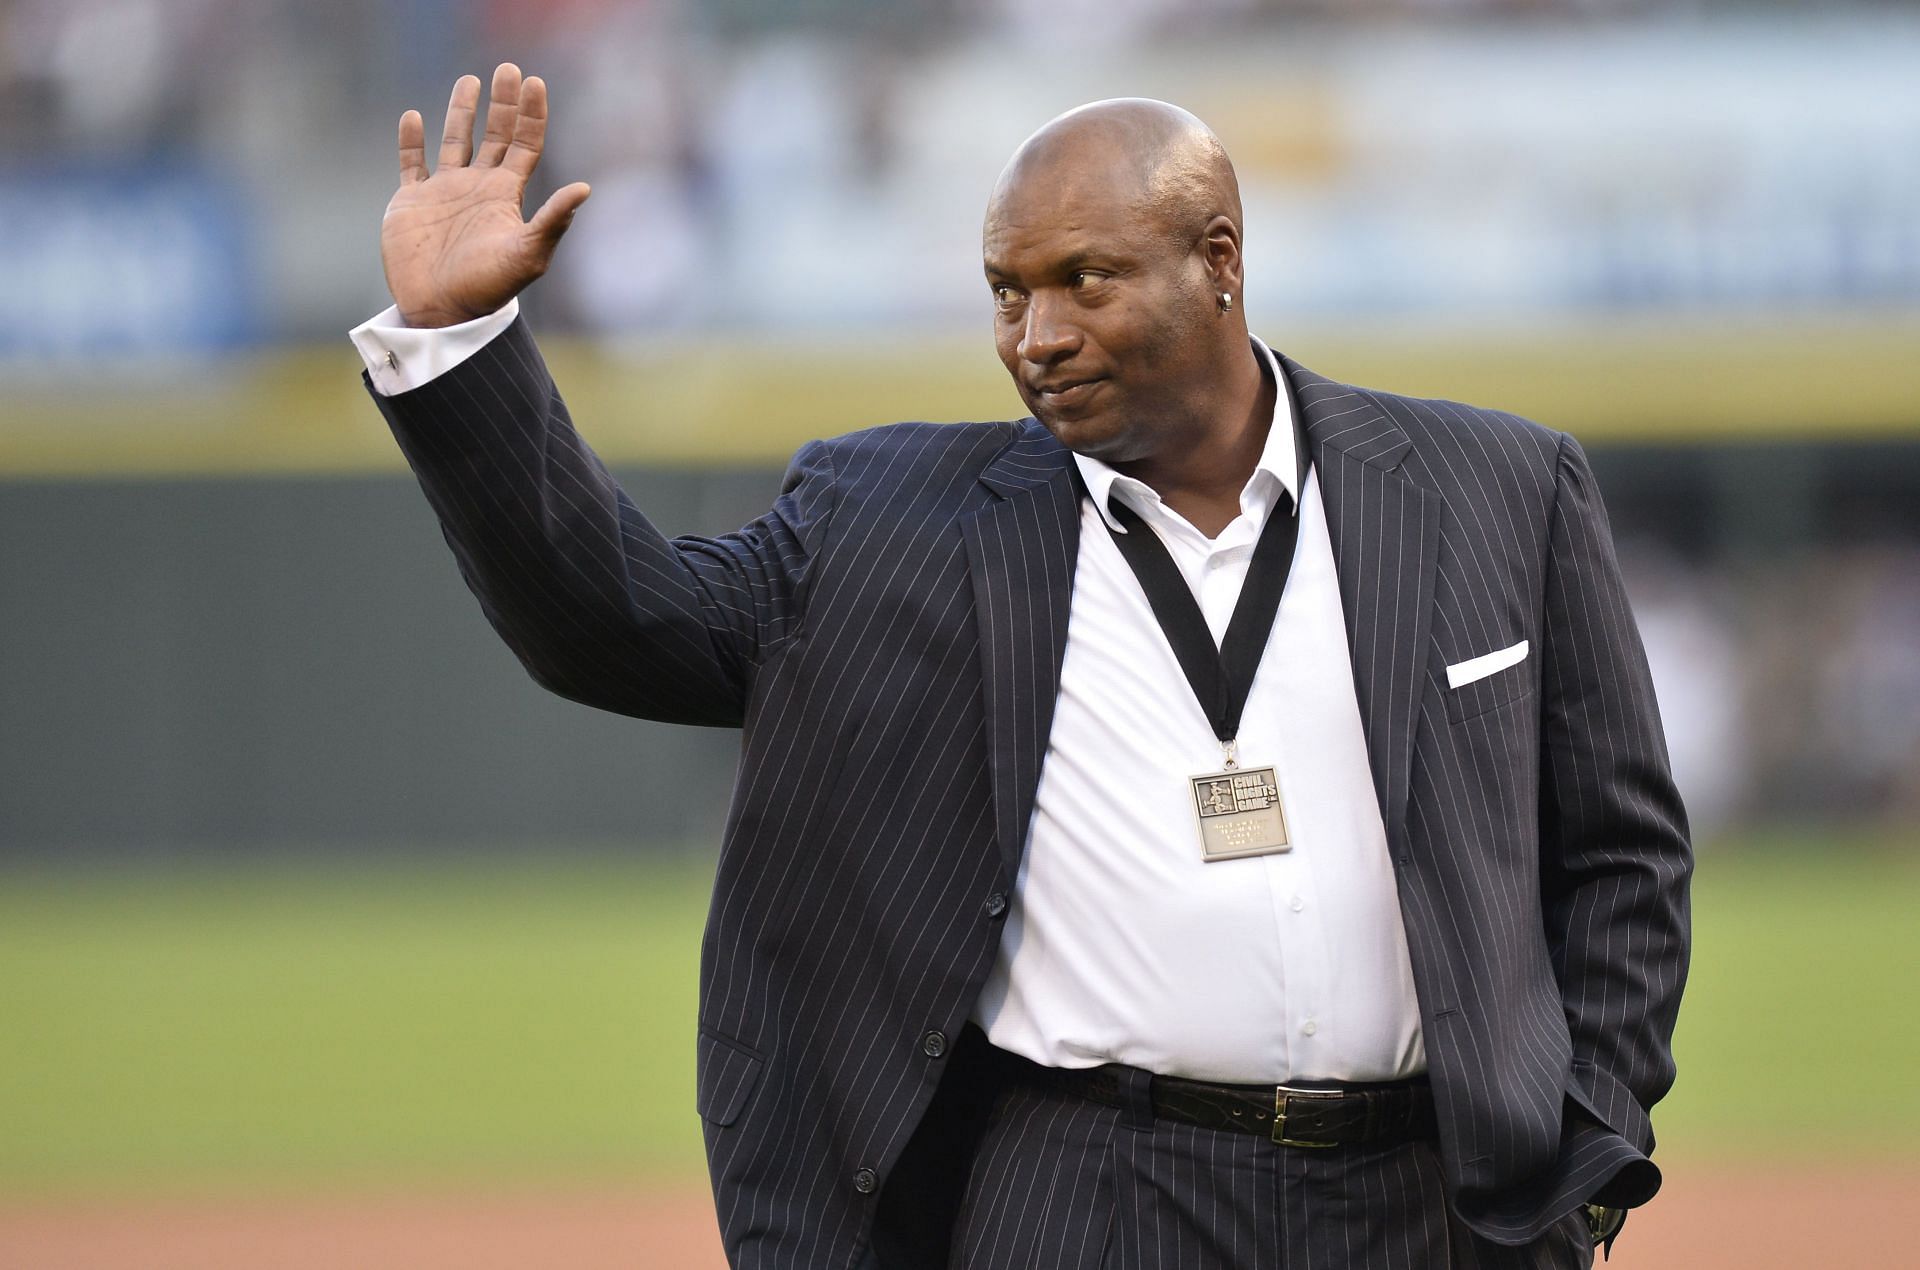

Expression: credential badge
xmin=1190 ymin=766 xmax=1290 ymax=861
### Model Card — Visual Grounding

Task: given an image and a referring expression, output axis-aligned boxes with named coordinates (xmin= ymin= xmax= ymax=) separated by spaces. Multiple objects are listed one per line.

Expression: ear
xmin=1198 ymin=214 xmax=1243 ymax=299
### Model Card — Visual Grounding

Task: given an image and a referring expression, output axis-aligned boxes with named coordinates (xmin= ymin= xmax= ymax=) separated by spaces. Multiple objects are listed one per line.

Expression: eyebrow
xmin=1057 ymin=251 xmax=1114 ymax=273
xmin=983 ymin=249 xmax=1123 ymax=282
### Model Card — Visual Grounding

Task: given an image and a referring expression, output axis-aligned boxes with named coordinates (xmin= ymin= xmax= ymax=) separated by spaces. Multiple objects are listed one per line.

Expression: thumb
xmin=528 ymin=181 xmax=591 ymax=251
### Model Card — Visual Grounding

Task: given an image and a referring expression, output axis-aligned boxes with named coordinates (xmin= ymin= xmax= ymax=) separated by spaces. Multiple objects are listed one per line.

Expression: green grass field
xmin=1 ymin=836 xmax=1914 ymax=1199
xmin=0 ymin=853 xmax=713 ymax=1196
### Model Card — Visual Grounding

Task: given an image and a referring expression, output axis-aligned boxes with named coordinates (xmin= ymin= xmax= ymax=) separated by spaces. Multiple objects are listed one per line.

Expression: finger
xmin=437 ymin=74 xmax=481 ymax=169
xmin=502 ymin=75 xmax=551 ymax=180
xmin=526 ymin=181 xmax=591 ymax=252
xmin=475 ymin=62 xmax=521 ymax=167
xmin=397 ymin=110 xmax=427 ymax=183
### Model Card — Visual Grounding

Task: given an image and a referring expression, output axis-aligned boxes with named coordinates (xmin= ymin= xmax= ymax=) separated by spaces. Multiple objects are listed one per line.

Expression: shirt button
xmin=922 ymin=1030 xmax=948 ymax=1059
xmin=983 ymin=891 xmax=1009 ymax=919
xmin=853 ymin=1167 xmax=878 ymax=1194
xmin=1302 ymin=1019 xmax=1318 ymax=1036
xmin=1290 ymin=895 xmax=1306 ymax=912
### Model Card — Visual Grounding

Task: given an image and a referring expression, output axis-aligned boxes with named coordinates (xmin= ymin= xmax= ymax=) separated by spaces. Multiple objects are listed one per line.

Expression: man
xmin=356 ymin=64 xmax=1690 ymax=1270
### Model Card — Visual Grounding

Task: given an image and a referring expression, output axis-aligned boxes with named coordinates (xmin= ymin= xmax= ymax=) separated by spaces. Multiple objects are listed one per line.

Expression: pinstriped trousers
xmin=934 ymin=1058 xmax=1594 ymax=1270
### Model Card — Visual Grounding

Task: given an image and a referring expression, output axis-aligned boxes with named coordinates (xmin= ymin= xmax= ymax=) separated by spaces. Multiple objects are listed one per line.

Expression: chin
xmin=1034 ymin=411 xmax=1092 ymax=449
xmin=1023 ymin=395 xmax=1089 ymax=440
xmin=1043 ymin=414 xmax=1137 ymax=463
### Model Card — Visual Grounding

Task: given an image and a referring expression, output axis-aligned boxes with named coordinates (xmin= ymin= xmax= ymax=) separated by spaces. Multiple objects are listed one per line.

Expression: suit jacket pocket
xmin=697 ymin=1028 xmax=766 ymax=1127
xmin=1444 ymin=637 xmax=1535 ymax=724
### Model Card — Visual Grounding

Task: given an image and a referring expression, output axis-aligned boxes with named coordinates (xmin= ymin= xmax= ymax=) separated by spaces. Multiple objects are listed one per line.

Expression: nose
xmin=1017 ymin=293 xmax=1081 ymax=368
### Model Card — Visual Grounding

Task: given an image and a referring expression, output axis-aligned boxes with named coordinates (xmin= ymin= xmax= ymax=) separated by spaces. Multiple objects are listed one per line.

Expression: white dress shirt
xmin=349 ymin=310 xmax=1425 ymax=1084
xmin=972 ymin=340 xmax=1425 ymax=1083
xmin=350 ymin=300 xmax=521 ymax=397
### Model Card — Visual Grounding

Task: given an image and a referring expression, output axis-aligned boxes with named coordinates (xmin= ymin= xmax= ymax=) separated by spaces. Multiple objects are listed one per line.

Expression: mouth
xmin=1031 ymin=376 xmax=1107 ymax=410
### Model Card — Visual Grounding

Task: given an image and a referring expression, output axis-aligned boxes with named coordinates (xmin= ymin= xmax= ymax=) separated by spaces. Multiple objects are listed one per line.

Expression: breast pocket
xmin=1443 ymin=637 xmax=1534 ymax=724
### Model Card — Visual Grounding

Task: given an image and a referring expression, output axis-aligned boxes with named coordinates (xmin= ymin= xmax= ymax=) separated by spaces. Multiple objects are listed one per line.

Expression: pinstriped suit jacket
xmin=371 ymin=319 xmax=1690 ymax=1269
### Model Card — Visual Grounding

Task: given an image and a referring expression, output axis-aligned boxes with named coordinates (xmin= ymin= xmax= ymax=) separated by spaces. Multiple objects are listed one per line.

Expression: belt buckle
xmin=1272 ymin=1086 xmax=1341 ymax=1148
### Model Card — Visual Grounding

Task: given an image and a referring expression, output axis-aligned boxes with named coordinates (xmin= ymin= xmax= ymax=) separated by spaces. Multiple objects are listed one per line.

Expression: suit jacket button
xmin=983 ymin=891 xmax=1009 ymax=919
xmin=922 ymin=1030 xmax=947 ymax=1059
xmin=853 ymin=1167 xmax=878 ymax=1194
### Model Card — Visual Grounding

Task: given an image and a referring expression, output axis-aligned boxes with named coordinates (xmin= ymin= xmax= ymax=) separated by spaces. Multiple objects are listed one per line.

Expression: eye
xmin=990 ymin=284 xmax=1024 ymax=310
xmin=1068 ymin=270 xmax=1108 ymax=292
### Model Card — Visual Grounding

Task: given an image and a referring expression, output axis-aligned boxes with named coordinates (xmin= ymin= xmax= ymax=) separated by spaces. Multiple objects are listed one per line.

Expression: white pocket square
xmin=1446 ymin=639 xmax=1529 ymax=689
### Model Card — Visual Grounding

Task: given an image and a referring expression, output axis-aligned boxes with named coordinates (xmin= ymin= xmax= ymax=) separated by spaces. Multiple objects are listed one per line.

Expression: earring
xmin=1219 ymin=292 xmax=1234 ymax=312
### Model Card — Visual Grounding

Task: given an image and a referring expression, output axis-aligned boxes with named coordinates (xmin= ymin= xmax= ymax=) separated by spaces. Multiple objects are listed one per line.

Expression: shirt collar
xmin=1070 ymin=336 xmax=1302 ymax=534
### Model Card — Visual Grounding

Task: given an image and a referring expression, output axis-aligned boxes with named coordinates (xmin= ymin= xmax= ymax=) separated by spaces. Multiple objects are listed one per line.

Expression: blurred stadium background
xmin=1 ymin=0 xmax=1916 ymax=1266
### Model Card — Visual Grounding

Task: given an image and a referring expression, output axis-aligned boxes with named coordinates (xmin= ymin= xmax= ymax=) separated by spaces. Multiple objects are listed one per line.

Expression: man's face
xmin=983 ymin=172 xmax=1214 ymax=464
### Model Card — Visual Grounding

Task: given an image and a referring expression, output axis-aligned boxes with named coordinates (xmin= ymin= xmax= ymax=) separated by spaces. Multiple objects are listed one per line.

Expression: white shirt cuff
xmin=349 ymin=297 xmax=521 ymax=396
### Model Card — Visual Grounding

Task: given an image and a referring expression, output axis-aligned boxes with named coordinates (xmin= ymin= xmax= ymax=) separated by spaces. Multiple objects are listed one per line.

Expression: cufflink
xmin=385 ymin=350 xmax=399 ymax=370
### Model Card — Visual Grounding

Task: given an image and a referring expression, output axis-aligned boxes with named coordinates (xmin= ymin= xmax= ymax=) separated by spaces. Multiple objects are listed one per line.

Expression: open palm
xmin=381 ymin=64 xmax=590 ymax=329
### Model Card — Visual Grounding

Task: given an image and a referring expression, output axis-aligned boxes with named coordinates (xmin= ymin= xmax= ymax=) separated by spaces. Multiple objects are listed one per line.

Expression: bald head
xmin=981 ymin=99 xmax=1265 ymax=477
xmin=989 ymin=98 xmax=1243 ymax=253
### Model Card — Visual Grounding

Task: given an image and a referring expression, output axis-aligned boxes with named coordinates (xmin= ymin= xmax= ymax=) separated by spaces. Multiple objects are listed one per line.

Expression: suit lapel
xmin=1281 ymin=355 xmax=1441 ymax=852
xmin=959 ymin=369 xmax=1440 ymax=875
xmin=961 ymin=422 xmax=1081 ymax=881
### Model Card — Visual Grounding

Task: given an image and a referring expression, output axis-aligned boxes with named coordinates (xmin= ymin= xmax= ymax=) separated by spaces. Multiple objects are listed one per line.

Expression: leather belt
xmin=990 ymin=1045 xmax=1436 ymax=1148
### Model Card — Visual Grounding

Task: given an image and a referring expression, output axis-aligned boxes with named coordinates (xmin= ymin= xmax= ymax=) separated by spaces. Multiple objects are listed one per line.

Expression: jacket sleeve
xmin=368 ymin=316 xmax=836 ymax=727
xmin=1536 ymin=431 xmax=1693 ymax=1166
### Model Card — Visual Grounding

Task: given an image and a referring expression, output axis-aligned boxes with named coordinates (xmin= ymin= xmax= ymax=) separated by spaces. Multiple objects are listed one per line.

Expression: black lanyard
xmin=1072 ymin=391 xmax=1309 ymax=749
xmin=1103 ymin=488 xmax=1298 ymax=746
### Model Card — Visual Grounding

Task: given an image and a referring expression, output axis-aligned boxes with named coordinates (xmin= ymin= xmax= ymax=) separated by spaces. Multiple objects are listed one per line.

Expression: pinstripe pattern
xmin=370 ymin=323 xmax=1689 ymax=1268
xmin=1285 ymin=359 xmax=1690 ymax=1244
xmin=946 ymin=1056 xmax=1594 ymax=1270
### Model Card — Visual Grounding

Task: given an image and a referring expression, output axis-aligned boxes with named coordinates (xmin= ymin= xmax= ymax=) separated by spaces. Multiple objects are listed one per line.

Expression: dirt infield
xmin=0 ymin=1164 xmax=1909 ymax=1269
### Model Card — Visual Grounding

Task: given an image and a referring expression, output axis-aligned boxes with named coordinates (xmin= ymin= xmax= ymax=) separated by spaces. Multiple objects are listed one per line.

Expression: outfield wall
xmin=7 ymin=436 xmax=1920 ymax=856
xmin=0 ymin=467 xmax=776 ymax=856
xmin=6 ymin=320 xmax=1919 ymax=855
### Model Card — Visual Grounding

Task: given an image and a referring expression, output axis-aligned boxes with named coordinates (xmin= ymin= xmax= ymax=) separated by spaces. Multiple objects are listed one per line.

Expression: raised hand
xmin=381 ymin=63 xmax=591 ymax=328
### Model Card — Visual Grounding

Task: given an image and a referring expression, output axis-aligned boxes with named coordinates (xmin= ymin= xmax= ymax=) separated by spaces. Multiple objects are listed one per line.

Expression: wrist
xmin=395 ymin=304 xmax=477 ymax=330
